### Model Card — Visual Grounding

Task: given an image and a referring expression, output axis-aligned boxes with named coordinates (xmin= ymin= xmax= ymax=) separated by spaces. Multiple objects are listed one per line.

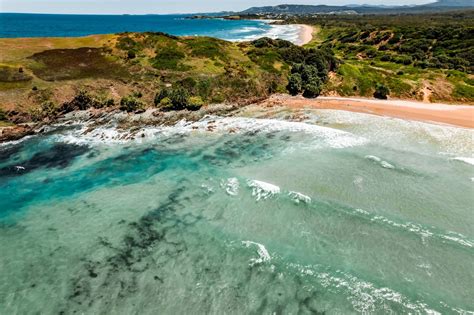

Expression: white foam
xmin=365 ymin=155 xmax=395 ymax=170
xmin=49 ymin=115 xmax=367 ymax=150
xmin=441 ymin=235 xmax=473 ymax=248
xmin=242 ymin=241 xmax=271 ymax=266
xmin=380 ymin=161 xmax=395 ymax=169
xmin=450 ymin=157 xmax=474 ymax=166
xmin=247 ymin=179 xmax=280 ymax=201
xmin=200 ymin=183 xmax=214 ymax=194
xmin=288 ymin=262 xmax=440 ymax=314
xmin=365 ymin=155 xmax=382 ymax=162
xmin=305 ymin=109 xmax=474 ymax=156
xmin=351 ymin=208 xmax=474 ymax=248
xmin=187 ymin=116 xmax=367 ymax=149
xmin=221 ymin=177 xmax=240 ymax=196
xmin=228 ymin=22 xmax=302 ymax=44
xmin=288 ymin=191 xmax=311 ymax=204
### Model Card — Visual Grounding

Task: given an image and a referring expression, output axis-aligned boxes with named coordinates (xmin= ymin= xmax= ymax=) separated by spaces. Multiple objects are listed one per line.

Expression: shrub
xmin=0 ymin=108 xmax=7 ymax=121
xmin=374 ymin=83 xmax=390 ymax=100
xmin=169 ymin=88 xmax=190 ymax=110
xmin=187 ymin=38 xmax=225 ymax=60
xmin=132 ymin=91 xmax=143 ymax=98
xmin=380 ymin=55 xmax=391 ymax=62
xmin=154 ymin=89 xmax=170 ymax=106
xmin=159 ymin=97 xmax=173 ymax=110
xmin=127 ymin=50 xmax=136 ymax=59
xmin=63 ymin=90 xmax=99 ymax=112
xmin=152 ymin=46 xmax=187 ymax=70
xmin=287 ymin=73 xmax=303 ymax=95
xmin=178 ymin=77 xmax=197 ymax=93
xmin=116 ymin=36 xmax=143 ymax=51
xmin=187 ymin=96 xmax=204 ymax=111
xmin=40 ymin=101 xmax=57 ymax=119
xmin=120 ymin=95 xmax=143 ymax=112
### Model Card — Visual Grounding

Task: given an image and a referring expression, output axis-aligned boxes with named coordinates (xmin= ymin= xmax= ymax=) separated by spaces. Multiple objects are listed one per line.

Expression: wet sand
xmin=261 ymin=95 xmax=474 ymax=128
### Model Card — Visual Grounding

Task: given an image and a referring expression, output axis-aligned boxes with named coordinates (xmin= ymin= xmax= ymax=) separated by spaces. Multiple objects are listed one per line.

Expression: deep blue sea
xmin=0 ymin=13 xmax=301 ymax=42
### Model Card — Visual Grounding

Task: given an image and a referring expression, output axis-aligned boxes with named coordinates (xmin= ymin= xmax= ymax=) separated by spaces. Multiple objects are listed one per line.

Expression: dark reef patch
xmin=0 ymin=143 xmax=89 ymax=178
xmin=0 ymin=142 xmax=24 ymax=165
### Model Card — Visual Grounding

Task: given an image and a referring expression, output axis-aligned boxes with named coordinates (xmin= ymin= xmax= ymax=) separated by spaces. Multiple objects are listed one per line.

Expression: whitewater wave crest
xmin=365 ymin=155 xmax=396 ymax=169
xmin=247 ymin=180 xmax=281 ymax=201
xmin=242 ymin=240 xmax=271 ymax=266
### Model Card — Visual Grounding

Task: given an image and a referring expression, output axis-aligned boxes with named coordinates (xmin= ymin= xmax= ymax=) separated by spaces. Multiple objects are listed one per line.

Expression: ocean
xmin=0 ymin=107 xmax=473 ymax=313
xmin=0 ymin=13 xmax=302 ymax=43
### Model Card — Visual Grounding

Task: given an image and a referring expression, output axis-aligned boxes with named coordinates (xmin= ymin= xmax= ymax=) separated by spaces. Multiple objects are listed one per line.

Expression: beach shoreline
xmin=260 ymin=94 xmax=474 ymax=128
xmin=297 ymin=24 xmax=314 ymax=46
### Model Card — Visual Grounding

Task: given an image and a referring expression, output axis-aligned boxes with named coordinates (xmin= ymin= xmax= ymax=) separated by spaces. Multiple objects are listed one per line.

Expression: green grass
xmin=452 ymin=82 xmax=474 ymax=100
xmin=185 ymin=37 xmax=228 ymax=60
xmin=151 ymin=45 xmax=189 ymax=71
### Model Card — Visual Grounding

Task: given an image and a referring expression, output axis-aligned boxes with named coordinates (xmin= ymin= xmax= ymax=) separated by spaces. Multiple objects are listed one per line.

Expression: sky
xmin=0 ymin=0 xmax=434 ymax=15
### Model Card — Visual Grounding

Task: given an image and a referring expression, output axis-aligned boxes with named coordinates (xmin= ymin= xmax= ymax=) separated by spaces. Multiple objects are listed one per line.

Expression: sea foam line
xmin=49 ymin=115 xmax=368 ymax=149
xmin=351 ymin=208 xmax=473 ymax=249
xmin=284 ymin=262 xmax=442 ymax=314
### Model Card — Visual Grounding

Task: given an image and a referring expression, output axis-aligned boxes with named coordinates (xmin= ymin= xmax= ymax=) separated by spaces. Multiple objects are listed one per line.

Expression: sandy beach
xmin=261 ymin=94 xmax=474 ymax=128
xmin=297 ymin=24 xmax=314 ymax=46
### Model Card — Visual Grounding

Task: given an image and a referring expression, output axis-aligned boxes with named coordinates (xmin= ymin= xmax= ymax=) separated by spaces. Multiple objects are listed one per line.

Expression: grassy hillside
xmin=0 ymin=32 xmax=337 ymax=124
xmin=297 ymin=11 xmax=474 ymax=103
xmin=0 ymin=33 xmax=290 ymax=123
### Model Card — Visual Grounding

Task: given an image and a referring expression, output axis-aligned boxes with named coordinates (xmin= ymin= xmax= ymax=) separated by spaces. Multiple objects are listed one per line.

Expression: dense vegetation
xmin=291 ymin=10 xmax=474 ymax=102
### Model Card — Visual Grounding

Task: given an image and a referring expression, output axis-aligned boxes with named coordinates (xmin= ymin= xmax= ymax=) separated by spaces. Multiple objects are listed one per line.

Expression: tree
xmin=374 ymin=83 xmax=390 ymax=100
xmin=287 ymin=73 xmax=303 ymax=96
xmin=302 ymin=77 xmax=322 ymax=98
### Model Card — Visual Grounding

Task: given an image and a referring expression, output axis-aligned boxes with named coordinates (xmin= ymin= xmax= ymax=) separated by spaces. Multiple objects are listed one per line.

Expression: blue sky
xmin=1 ymin=0 xmax=434 ymax=14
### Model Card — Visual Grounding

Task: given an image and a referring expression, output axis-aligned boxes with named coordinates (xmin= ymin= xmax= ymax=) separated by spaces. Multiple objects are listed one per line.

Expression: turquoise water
xmin=0 ymin=109 xmax=473 ymax=313
xmin=0 ymin=13 xmax=301 ymax=43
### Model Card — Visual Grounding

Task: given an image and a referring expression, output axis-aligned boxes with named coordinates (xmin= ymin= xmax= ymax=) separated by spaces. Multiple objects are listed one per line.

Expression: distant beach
xmin=261 ymin=94 xmax=474 ymax=128
xmin=296 ymin=24 xmax=314 ymax=46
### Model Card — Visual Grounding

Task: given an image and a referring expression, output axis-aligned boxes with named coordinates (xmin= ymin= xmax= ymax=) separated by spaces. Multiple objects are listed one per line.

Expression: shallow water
xmin=0 ymin=110 xmax=473 ymax=314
